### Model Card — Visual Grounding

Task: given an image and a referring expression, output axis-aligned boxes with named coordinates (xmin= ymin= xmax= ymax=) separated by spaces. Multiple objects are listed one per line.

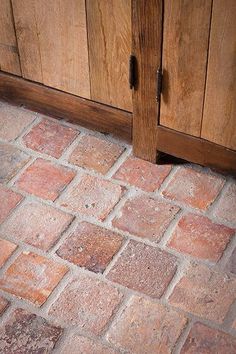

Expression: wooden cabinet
xmin=0 ymin=0 xmax=235 ymax=173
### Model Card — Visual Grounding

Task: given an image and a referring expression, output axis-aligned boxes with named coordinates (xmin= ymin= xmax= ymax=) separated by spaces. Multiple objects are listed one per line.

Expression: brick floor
xmin=0 ymin=102 xmax=235 ymax=353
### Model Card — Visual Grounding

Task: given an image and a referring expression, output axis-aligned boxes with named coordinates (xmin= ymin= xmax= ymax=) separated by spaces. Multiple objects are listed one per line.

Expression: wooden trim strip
xmin=156 ymin=125 xmax=236 ymax=175
xmin=0 ymin=72 xmax=132 ymax=141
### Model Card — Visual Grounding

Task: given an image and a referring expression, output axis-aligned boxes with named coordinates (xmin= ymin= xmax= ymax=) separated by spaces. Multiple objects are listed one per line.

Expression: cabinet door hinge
xmin=129 ymin=55 xmax=136 ymax=89
xmin=156 ymin=68 xmax=162 ymax=102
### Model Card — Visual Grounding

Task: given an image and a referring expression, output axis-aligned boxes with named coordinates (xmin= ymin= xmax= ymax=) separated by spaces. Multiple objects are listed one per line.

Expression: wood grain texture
xmin=156 ymin=126 xmax=236 ymax=175
xmin=0 ymin=72 xmax=132 ymax=141
xmin=201 ymin=0 xmax=236 ymax=150
xmin=132 ymin=0 xmax=162 ymax=162
xmin=12 ymin=0 xmax=90 ymax=98
xmin=0 ymin=0 xmax=21 ymax=75
xmin=86 ymin=0 xmax=132 ymax=111
xmin=160 ymin=0 xmax=212 ymax=136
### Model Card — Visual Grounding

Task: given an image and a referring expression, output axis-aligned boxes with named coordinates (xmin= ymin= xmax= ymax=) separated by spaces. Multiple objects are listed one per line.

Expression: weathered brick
xmin=0 ymin=102 xmax=35 ymax=141
xmin=59 ymin=174 xmax=124 ymax=220
xmin=113 ymin=156 xmax=172 ymax=191
xmin=181 ymin=322 xmax=236 ymax=354
xmin=23 ymin=119 xmax=78 ymax=158
xmin=0 ymin=308 xmax=63 ymax=353
xmin=1 ymin=201 xmax=73 ymax=251
xmin=162 ymin=167 xmax=225 ymax=210
xmin=112 ymin=195 xmax=180 ymax=242
xmin=107 ymin=240 xmax=178 ymax=298
xmin=69 ymin=135 xmax=124 ymax=174
xmin=0 ymin=143 xmax=30 ymax=183
xmin=169 ymin=264 xmax=236 ymax=323
xmin=168 ymin=213 xmax=235 ymax=261
xmin=49 ymin=273 xmax=123 ymax=334
xmin=60 ymin=334 xmax=118 ymax=354
xmin=15 ymin=158 xmax=76 ymax=201
xmin=0 ymin=252 xmax=68 ymax=306
xmin=0 ymin=296 xmax=9 ymax=315
xmin=0 ymin=185 xmax=22 ymax=224
xmin=0 ymin=239 xmax=17 ymax=268
xmin=57 ymin=222 xmax=123 ymax=273
xmin=225 ymin=248 xmax=236 ymax=275
xmin=107 ymin=296 xmax=187 ymax=354
xmin=214 ymin=182 xmax=236 ymax=224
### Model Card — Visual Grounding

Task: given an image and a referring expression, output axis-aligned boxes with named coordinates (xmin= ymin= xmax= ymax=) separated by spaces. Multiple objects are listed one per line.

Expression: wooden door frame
xmin=131 ymin=0 xmax=236 ymax=175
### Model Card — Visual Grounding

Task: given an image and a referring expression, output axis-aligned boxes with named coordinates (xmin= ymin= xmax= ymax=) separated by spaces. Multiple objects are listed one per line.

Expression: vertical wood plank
xmin=86 ymin=0 xmax=132 ymax=111
xmin=160 ymin=0 xmax=212 ymax=136
xmin=0 ymin=0 xmax=21 ymax=75
xmin=132 ymin=0 xmax=162 ymax=162
xmin=12 ymin=0 xmax=90 ymax=98
xmin=201 ymin=0 xmax=236 ymax=150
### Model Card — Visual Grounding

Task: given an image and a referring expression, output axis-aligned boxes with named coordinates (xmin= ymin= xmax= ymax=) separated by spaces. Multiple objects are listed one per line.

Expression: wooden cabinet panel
xmin=160 ymin=0 xmax=212 ymax=136
xmin=0 ymin=0 xmax=21 ymax=75
xmin=86 ymin=0 xmax=132 ymax=112
xmin=201 ymin=0 xmax=236 ymax=150
xmin=12 ymin=0 xmax=90 ymax=99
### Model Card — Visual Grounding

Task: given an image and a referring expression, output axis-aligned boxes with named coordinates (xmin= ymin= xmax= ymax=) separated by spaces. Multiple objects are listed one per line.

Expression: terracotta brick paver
xmin=162 ymin=166 xmax=225 ymax=210
xmin=181 ymin=322 xmax=236 ymax=354
xmin=57 ymin=221 xmax=123 ymax=273
xmin=15 ymin=158 xmax=76 ymax=201
xmin=49 ymin=273 xmax=123 ymax=334
xmin=168 ymin=213 xmax=235 ymax=261
xmin=0 ymin=252 xmax=68 ymax=306
xmin=23 ymin=119 xmax=78 ymax=158
xmin=113 ymin=155 xmax=172 ymax=191
xmin=0 ymin=308 xmax=63 ymax=353
xmin=0 ymin=184 xmax=23 ymax=223
xmin=0 ymin=103 xmax=235 ymax=353
xmin=59 ymin=174 xmax=124 ymax=220
xmin=69 ymin=134 xmax=124 ymax=174
xmin=0 ymin=239 xmax=17 ymax=267
xmin=107 ymin=240 xmax=178 ymax=298
xmin=112 ymin=195 xmax=180 ymax=242
xmin=1 ymin=201 xmax=73 ymax=251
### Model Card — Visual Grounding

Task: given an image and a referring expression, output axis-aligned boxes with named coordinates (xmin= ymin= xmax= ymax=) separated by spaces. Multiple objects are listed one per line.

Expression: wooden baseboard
xmin=0 ymin=72 xmax=132 ymax=142
xmin=156 ymin=126 xmax=236 ymax=175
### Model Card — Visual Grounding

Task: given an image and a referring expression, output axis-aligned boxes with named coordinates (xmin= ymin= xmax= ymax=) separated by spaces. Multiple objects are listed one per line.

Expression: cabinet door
xmin=160 ymin=0 xmax=212 ymax=136
xmin=201 ymin=0 xmax=236 ymax=150
xmin=0 ymin=0 xmax=21 ymax=75
xmin=12 ymin=0 xmax=90 ymax=99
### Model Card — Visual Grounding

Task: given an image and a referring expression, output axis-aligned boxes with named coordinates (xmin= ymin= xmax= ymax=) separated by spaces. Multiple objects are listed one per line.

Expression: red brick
xmin=69 ymin=135 xmax=124 ymax=174
xmin=59 ymin=174 xmax=124 ymax=220
xmin=181 ymin=322 xmax=236 ymax=354
xmin=15 ymin=158 xmax=76 ymax=201
xmin=49 ymin=273 xmax=123 ymax=334
xmin=0 ymin=143 xmax=30 ymax=183
xmin=0 ymin=239 xmax=17 ymax=268
xmin=0 ymin=296 xmax=9 ymax=315
xmin=168 ymin=213 xmax=235 ymax=262
xmin=113 ymin=156 xmax=172 ymax=191
xmin=1 ymin=201 xmax=73 ymax=251
xmin=162 ymin=167 xmax=225 ymax=210
xmin=23 ymin=119 xmax=78 ymax=158
xmin=0 ymin=185 xmax=23 ymax=224
xmin=0 ymin=252 xmax=68 ymax=306
xmin=57 ymin=222 xmax=123 ymax=273
xmin=107 ymin=240 xmax=178 ymax=298
xmin=225 ymin=248 xmax=236 ymax=275
xmin=0 ymin=102 xmax=35 ymax=141
xmin=169 ymin=264 xmax=236 ymax=323
xmin=112 ymin=195 xmax=180 ymax=242
xmin=0 ymin=308 xmax=63 ymax=353
xmin=214 ymin=182 xmax=236 ymax=224
xmin=60 ymin=334 xmax=118 ymax=354
xmin=107 ymin=296 xmax=187 ymax=354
